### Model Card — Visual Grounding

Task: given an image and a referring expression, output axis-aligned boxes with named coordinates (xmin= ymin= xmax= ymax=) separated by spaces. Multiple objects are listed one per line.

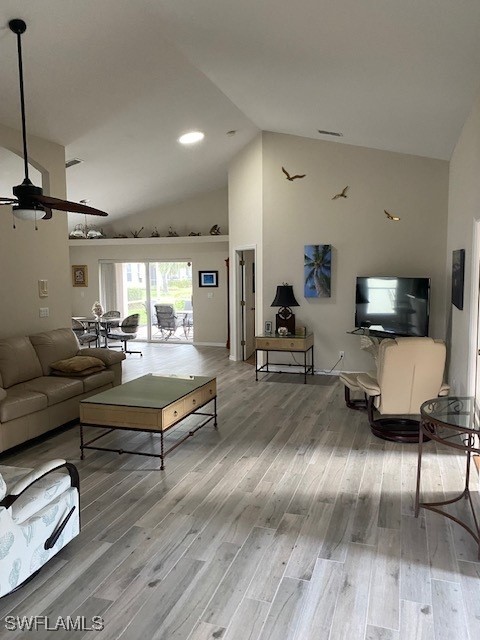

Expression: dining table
xmin=72 ymin=316 xmax=122 ymax=348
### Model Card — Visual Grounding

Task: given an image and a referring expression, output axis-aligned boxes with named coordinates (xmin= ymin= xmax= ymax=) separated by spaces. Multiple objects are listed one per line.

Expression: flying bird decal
xmin=282 ymin=167 xmax=306 ymax=181
xmin=384 ymin=210 xmax=401 ymax=221
xmin=332 ymin=186 xmax=349 ymax=200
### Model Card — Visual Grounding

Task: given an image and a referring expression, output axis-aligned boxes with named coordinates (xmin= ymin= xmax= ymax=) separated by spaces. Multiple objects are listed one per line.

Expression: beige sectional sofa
xmin=0 ymin=328 xmax=125 ymax=454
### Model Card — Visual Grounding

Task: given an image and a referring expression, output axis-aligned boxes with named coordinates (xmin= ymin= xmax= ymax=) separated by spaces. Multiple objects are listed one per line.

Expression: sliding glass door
xmin=99 ymin=260 xmax=193 ymax=342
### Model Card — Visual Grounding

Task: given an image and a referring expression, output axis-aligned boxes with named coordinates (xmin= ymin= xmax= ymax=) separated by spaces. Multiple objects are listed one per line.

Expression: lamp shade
xmin=271 ymin=285 xmax=299 ymax=307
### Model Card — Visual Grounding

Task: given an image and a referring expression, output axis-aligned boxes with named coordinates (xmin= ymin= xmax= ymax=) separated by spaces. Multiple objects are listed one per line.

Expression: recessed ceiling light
xmin=178 ymin=131 xmax=205 ymax=145
xmin=317 ymin=129 xmax=343 ymax=137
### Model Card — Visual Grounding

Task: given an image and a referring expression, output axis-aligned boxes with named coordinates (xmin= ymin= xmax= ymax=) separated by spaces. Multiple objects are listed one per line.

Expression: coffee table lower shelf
xmin=80 ymin=397 xmax=217 ymax=470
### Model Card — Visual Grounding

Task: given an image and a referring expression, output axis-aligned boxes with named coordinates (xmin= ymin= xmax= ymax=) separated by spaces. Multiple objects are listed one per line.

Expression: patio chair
xmin=155 ymin=304 xmax=181 ymax=340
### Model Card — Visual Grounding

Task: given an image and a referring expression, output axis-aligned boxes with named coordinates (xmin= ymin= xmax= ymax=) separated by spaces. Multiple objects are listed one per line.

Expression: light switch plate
xmin=38 ymin=279 xmax=48 ymax=297
xmin=39 ymin=307 xmax=49 ymax=318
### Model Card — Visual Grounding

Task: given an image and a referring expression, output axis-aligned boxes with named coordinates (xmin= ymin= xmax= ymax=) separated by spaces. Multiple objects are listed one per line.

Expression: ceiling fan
xmin=0 ymin=19 xmax=108 ymax=226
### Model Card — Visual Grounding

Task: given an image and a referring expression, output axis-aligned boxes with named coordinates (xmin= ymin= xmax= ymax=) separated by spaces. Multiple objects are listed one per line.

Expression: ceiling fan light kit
xmin=1 ymin=18 xmax=108 ymax=227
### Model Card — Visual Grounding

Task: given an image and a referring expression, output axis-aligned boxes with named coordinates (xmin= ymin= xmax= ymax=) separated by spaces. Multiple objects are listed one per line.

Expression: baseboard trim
xmin=193 ymin=342 xmax=227 ymax=347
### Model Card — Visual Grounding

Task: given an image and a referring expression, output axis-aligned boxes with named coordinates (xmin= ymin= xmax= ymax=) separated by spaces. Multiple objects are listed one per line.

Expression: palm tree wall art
xmin=304 ymin=244 xmax=332 ymax=298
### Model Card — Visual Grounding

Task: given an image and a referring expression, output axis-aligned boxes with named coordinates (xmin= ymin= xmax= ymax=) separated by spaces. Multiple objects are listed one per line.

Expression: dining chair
xmin=106 ymin=313 xmax=142 ymax=355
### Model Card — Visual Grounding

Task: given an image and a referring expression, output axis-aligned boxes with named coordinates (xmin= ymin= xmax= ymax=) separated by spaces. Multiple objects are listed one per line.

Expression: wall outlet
xmin=339 ymin=350 xmax=345 ymax=359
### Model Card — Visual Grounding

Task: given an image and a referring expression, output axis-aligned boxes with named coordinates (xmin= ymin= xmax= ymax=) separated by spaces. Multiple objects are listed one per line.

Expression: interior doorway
xmin=238 ymin=249 xmax=256 ymax=361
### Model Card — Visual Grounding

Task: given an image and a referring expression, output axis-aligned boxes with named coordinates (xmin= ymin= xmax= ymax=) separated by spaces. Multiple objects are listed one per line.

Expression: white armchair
xmin=0 ymin=459 xmax=80 ymax=598
xmin=355 ymin=337 xmax=450 ymax=443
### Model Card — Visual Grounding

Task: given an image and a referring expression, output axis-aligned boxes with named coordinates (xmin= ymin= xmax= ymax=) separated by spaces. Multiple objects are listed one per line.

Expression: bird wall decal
xmin=282 ymin=167 xmax=306 ymax=181
xmin=332 ymin=186 xmax=349 ymax=200
xmin=384 ymin=210 xmax=401 ymax=221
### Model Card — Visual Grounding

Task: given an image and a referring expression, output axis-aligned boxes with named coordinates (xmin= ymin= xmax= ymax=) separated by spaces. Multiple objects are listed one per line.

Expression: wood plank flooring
xmin=1 ymin=342 xmax=479 ymax=639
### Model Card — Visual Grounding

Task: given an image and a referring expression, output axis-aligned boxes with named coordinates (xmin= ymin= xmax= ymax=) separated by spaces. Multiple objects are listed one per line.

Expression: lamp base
xmin=276 ymin=312 xmax=295 ymax=335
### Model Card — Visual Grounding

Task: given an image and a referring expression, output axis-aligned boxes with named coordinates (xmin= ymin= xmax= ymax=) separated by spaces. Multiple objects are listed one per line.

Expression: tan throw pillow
xmin=50 ymin=355 xmax=106 ymax=376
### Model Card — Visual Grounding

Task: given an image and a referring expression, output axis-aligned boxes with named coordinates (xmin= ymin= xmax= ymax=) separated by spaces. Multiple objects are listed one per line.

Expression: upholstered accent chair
xmin=355 ymin=337 xmax=450 ymax=443
xmin=0 ymin=459 xmax=80 ymax=598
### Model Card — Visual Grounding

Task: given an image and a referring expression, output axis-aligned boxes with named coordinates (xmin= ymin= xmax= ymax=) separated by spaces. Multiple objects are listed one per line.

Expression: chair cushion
xmin=0 ymin=465 xmax=32 ymax=501
xmin=50 ymin=356 xmax=106 ymax=375
xmin=24 ymin=377 xmax=84 ymax=406
xmin=0 ymin=385 xmax=49 ymax=422
xmin=0 ymin=337 xmax=43 ymax=389
xmin=10 ymin=471 xmax=72 ymax=524
xmin=29 ymin=328 xmax=80 ymax=375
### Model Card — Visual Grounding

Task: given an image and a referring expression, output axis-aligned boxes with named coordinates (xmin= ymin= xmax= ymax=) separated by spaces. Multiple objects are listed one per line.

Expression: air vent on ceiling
xmin=65 ymin=158 xmax=84 ymax=169
xmin=317 ymin=130 xmax=343 ymax=137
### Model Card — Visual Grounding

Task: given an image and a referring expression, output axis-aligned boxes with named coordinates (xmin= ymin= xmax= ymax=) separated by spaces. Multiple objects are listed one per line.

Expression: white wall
xmin=69 ymin=239 xmax=228 ymax=345
xmin=446 ymin=94 xmax=480 ymax=394
xmin=228 ymin=135 xmax=264 ymax=359
xmin=259 ymin=132 xmax=449 ymax=371
xmin=0 ymin=123 xmax=69 ymax=338
xmin=71 ymin=188 xmax=228 ymax=239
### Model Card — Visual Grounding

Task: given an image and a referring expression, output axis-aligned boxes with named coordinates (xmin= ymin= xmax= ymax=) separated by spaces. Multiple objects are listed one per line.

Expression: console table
xmin=415 ymin=396 xmax=480 ymax=559
xmin=255 ymin=333 xmax=314 ymax=384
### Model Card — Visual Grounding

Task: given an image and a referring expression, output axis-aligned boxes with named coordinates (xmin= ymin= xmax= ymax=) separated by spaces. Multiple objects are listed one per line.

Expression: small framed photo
xmin=264 ymin=320 xmax=273 ymax=335
xmin=72 ymin=265 xmax=88 ymax=287
xmin=199 ymin=270 xmax=218 ymax=287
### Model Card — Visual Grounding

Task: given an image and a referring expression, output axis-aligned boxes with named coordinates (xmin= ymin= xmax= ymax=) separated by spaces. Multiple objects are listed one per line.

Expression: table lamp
xmin=271 ymin=284 xmax=299 ymax=334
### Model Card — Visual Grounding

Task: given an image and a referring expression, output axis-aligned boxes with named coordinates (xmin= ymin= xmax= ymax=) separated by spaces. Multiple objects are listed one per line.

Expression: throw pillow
xmin=50 ymin=355 xmax=106 ymax=376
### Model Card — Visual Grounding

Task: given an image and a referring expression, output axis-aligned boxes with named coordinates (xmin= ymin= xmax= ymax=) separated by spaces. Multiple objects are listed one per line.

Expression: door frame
xmin=468 ymin=219 xmax=480 ymax=396
xmin=231 ymin=245 xmax=257 ymax=361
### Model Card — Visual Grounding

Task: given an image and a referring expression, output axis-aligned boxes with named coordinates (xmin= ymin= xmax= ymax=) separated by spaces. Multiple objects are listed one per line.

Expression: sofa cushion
xmin=0 ymin=384 xmax=49 ymax=422
xmin=24 ymin=377 xmax=84 ymax=406
xmin=0 ymin=337 xmax=43 ymax=388
xmin=29 ymin=328 xmax=80 ymax=375
xmin=50 ymin=355 xmax=106 ymax=375
xmin=81 ymin=369 xmax=115 ymax=393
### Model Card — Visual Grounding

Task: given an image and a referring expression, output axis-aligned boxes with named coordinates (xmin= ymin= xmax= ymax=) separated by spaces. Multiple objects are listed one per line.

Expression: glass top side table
xmin=415 ymin=396 xmax=480 ymax=559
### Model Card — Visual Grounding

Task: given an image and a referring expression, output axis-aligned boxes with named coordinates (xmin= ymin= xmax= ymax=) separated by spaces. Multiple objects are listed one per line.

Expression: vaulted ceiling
xmin=1 ymin=0 xmax=480 ymax=222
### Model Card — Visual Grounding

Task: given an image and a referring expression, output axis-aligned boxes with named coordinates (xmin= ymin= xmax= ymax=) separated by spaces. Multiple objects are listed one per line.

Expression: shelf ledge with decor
xmin=68 ymin=236 xmax=229 ymax=247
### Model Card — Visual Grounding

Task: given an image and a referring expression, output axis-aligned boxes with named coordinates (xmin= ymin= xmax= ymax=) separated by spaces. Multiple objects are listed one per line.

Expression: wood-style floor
xmin=1 ymin=343 xmax=479 ymax=639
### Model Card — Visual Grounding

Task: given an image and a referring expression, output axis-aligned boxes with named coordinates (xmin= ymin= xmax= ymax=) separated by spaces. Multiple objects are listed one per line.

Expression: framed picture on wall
xmin=452 ymin=249 xmax=465 ymax=310
xmin=199 ymin=271 xmax=218 ymax=287
xmin=72 ymin=265 xmax=88 ymax=287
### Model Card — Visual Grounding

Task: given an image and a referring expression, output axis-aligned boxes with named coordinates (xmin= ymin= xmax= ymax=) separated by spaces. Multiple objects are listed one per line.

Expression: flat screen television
xmin=355 ymin=276 xmax=430 ymax=337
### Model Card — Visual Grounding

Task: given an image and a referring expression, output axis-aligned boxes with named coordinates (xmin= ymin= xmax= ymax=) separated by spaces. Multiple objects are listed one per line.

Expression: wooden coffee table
xmin=79 ymin=374 xmax=217 ymax=469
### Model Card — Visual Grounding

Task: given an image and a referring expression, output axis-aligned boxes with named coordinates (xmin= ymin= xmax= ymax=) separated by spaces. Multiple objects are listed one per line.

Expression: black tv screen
xmin=355 ymin=276 xmax=430 ymax=337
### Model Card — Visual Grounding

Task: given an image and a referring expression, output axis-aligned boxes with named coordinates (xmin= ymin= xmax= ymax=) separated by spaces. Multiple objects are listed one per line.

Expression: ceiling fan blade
xmin=0 ymin=198 xmax=18 ymax=205
xmin=33 ymin=195 xmax=108 ymax=216
xmin=41 ymin=207 xmax=53 ymax=220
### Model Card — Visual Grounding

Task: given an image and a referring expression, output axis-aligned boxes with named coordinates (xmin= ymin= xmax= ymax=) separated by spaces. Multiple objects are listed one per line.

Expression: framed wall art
xmin=199 ymin=270 xmax=218 ymax=288
xmin=451 ymin=249 xmax=465 ymax=310
xmin=304 ymin=244 xmax=332 ymax=298
xmin=72 ymin=265 xmax=88 ymax=287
